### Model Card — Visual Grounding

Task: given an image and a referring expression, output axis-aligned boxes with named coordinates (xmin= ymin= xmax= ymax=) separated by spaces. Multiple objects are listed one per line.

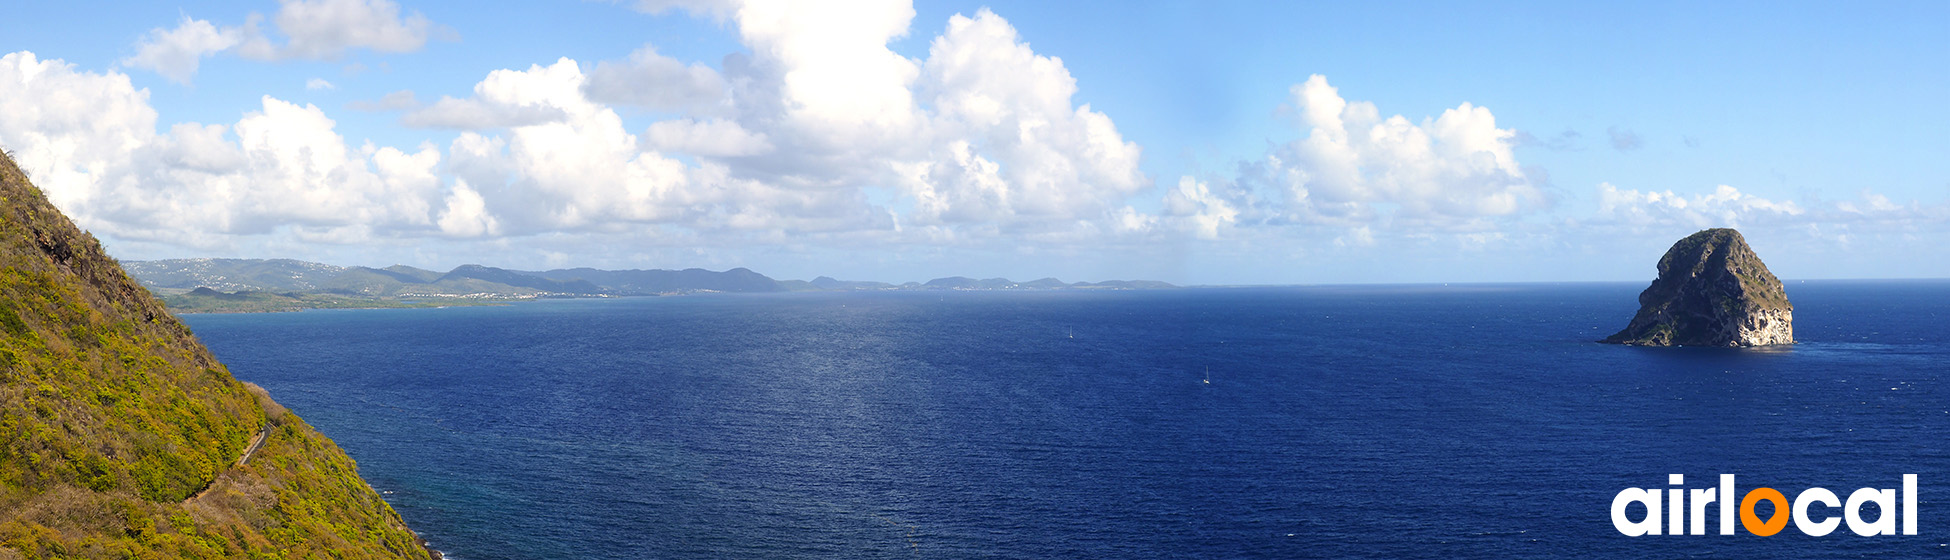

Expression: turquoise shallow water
xmin=182 ymin=281 xmax=1950 ymax=558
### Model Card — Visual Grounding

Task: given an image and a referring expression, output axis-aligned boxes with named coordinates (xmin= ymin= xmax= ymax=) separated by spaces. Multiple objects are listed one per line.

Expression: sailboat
xmin=1067 ymin=327 xmax=1073 ymax=339
xmin=1203 ymin=367 xmax=1211 ymax=385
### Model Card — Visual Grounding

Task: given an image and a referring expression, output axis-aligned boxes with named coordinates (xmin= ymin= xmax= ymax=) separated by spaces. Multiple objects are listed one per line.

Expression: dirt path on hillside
xmin=183 ymin=426 xmax=267 ymax=503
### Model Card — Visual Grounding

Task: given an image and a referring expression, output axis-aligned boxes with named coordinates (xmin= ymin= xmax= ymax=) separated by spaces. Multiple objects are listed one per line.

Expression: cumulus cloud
xmin=645 ymin=118 xmax=772 ymax=157
xmin=305 ymin=77 xmax=334 ymax=90
xmin=1596 ymin=183 xmax=1802 ymax=228
xmin=0 ymin=51 xmax=449 ymax=247
xmin=1162 ymin=177 xmax=1239 ymax=240
xmin=0 ymin=52 xmax=159 ymax=215
xmin=1583 ymin=182 xmax=1950 ymax=265
xmin=904 ymin=9 xmax=1146 ymax=225
xmin=108 ymin=96 xmax=443 ymax=242
xmin=121 ymin=0 xmax=445 ymax=84
xmin=440 ymin=59 xmax=690 ymax=229
xmin=122 ymin=17 xmax=243 ymax=84
xmin=424 ymin=3 xmax=1145 ymax=239
xmin=582 ymin=45 xmax=728 ymax=113
xmin=1251 ymin=75 xmax=1541 ymax=227
xmin=436 ymin=179 xmax=498 ymax=237
xmin=722 ymin=0 xmax=927 ymax=176
xmin=265 ymin=0 xmax=440 ymax=60
xmin=435 ymin=58 xmax=893 ymax=237
xmin=402 ymin=97 xmax=568 ymax=129
xmin=94 ymin=0 xmax=1151 ymax=251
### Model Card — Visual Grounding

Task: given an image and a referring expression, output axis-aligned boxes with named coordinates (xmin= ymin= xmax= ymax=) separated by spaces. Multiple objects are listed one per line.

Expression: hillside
xmin=0 ymin=152 xmax=434 ymax=558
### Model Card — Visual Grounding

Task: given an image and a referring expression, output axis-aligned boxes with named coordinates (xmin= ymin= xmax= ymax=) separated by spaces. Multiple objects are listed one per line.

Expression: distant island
xmin=121 ymin=258 xmax=1177 ymax=313
xmin=1602 ymin=228 xmax=1794 ymax=347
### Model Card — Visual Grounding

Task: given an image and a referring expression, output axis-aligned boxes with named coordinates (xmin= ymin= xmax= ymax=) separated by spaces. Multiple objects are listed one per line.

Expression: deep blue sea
xmin=180 ymin=282 xmax=1950 ymax=559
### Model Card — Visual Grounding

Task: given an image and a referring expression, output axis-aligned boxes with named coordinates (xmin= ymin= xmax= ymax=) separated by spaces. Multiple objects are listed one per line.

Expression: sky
xmin=1 ymin=0 xmax=1946 ymax=285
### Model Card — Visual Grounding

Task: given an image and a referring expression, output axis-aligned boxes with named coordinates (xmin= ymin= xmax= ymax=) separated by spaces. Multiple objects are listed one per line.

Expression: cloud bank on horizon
xmin=0 ymin=0 xmax=1943 ymax=283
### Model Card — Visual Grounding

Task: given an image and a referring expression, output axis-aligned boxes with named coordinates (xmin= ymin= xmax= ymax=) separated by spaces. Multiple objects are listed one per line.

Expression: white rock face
xmin=1733 ymin=307 xmax=1794 ymax=347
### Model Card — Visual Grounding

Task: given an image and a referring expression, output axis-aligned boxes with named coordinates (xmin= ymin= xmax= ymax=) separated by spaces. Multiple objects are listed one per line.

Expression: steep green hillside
xmin=0 ymin=152 xmax=433 ymax=558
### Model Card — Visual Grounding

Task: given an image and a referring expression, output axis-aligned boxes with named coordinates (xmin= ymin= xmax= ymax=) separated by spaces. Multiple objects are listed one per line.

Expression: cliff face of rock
xmin=0 ymin=150 xmax=434 ymax=558
xmin=1603 ymin=228 xmax=1793 ymax=347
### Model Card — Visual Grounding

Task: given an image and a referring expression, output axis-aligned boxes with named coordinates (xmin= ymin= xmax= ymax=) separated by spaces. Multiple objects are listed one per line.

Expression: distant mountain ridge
xmin=121 ymin=258 xmax=346 ymax=292
xmin=443 ymin=264 xmax=603 ymax=294
xmin=126 ymin=259 xmax=776 ymax=297
xmin=527 ymin=267 xmax=779 ymax=294
xmin=124 ymin=258 xmax=1178 ymax=302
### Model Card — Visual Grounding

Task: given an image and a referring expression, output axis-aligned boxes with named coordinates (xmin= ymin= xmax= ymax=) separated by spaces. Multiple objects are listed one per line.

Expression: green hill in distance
xmin=0 ymin=152 xmax=435 ymax=558
xmin=123 ymin=259 xmax=1179 ymax=314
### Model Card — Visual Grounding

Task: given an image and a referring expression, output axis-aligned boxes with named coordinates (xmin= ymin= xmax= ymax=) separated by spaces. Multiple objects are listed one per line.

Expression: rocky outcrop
xmin=1603 ymin=228 xmax=1793 ymax=347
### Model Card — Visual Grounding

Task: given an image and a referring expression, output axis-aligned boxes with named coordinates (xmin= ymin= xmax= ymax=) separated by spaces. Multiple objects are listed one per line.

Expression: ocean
xmin=180 ymin=281 xmax=1950 ymax=559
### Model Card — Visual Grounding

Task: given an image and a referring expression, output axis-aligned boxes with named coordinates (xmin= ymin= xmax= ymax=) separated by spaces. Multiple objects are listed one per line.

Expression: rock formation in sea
xmin=1603 ymin=228 xmax=1793 ymax=347
xmin=0 ymin=149 xmax=436 ymax=558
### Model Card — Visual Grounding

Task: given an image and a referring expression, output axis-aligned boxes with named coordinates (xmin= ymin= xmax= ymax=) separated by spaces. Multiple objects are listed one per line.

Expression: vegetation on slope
xmin=0 ymin=150 xmax=433 ymax=559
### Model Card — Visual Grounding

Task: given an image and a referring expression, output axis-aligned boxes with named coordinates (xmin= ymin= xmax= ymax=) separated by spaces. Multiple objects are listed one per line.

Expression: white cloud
xmin=422 ymin=3 xmax=1146 ymax=239
xmin=117 ymin=96 xmax=442 ymax=239
xmin=582 ymin=45 xmax=728 ymax=113
xmin=0 ymin=51 xmax=158 ymax=215
xmin=1110 ymin=206 xmax=1157 ymax=234
xmin=121 ymin=0 xmax=445 ymax=84
xmin=645 ymin=118 xmax=772 ymax=157
xmin=1252 ymin=75 xmax=1541 ymax=227
xmin=402 ymin=61 xmax=606 ymax=131
xmin=401 ymin=96 xmax=568 ymax=129
xmin=1583 ymin=182 xmax=1950 ymax=270
xmin=122 ymin=17 xmax=242 ymax=84
xmin=305 ymin=77 xmax=335 ymax=90
xmin=1835 ymin=192 xmax=1905 ymax=215
xmin=432 ymin=59 xmax=892 ymax=237
xmin=263 ymin=0 xmax=438 ymax=60
xmin=725 ymin=0 xmax=925 ymax=171
xmin=1597 ymin=182 xmax=1803 ymax=228
xmin=438 ymin=59 xmax=699 ymax=230
xmin=1162 ymin=177 xmax=1238 ymax=240
xmin=0 ymin=51 xmax=451 ymax=247
xmin=905 ymin=9 xmax=1146 ymax=225
xmin=437 ymin=179 xmax=498 ymax=237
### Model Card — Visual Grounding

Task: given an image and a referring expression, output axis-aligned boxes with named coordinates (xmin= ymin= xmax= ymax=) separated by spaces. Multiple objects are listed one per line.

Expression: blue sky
xmin=2 ymin=1 xmax=1945 ymax=284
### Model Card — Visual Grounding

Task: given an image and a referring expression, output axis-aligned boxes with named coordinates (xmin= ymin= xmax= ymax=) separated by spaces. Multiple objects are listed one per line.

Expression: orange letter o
xmin=1740 ymin=487 xmax=1790 ymax=536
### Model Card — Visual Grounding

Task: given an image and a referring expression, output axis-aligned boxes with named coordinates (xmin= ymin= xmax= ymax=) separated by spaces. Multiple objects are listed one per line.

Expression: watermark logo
xmin=1612 ymin=474 xmax=1917 ymax=536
